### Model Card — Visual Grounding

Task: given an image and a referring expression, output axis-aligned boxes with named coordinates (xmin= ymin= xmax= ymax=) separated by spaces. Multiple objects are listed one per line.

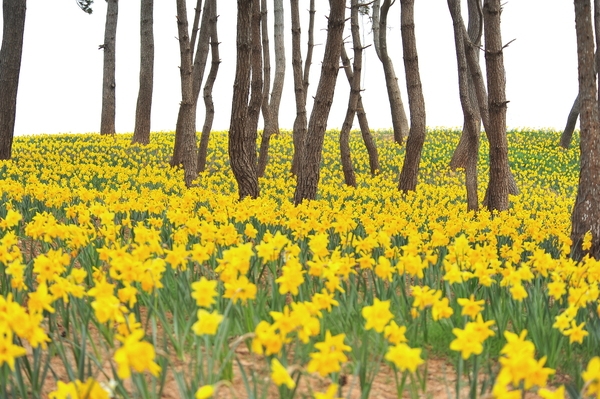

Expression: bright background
xmin=2 ymin=1 xmax=578 ymax=135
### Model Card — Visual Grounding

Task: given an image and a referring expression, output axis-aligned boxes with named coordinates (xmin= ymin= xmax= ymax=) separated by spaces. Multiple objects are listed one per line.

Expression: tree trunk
xmin=339 ymin=0 xmax=365 ymax=187
xmin=132 ymin=0 xmax=154 ymax=145
xmin=560 ymin=94 xmax=580 ymax=149
xmin=293 ymin=0 xmax=345 ymax=204
xmin=340 ymin=45 xmax=380 ymax=176
xmin=570 ymin=0 xmax=600 ymax=259
xmin=482 ymin=0 xmax=510 ymax=211
xmin=247 ymin=0 xmax=264 ymax=159
xmin=398 ymin=0 xmax=426 ymax=192
xmin=100 ymin=0 xmax=118 ymax=135
xmin=197 ymin=0 xmax=220 ymax=173
xmin=448 ymin=0 xmax=480 ymax=211
xmin=373 ymin=0 xmax=410 ymax=144
xmin=229 ymin=0 xmax=260 ymax=199
xmin=290 ymin=0 xmax=315 ymax=175
xmin=189 ymin=0 xmax=203 ymax=63
xmin=257 ymin=0 xmax=285 ymax=177
xmin=0 ymin=0 xmax=26 ymax=160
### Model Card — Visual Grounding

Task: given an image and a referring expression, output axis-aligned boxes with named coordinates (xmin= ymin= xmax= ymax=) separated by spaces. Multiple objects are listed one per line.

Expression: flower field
xmin=0 ymin=128 xmax=599 ymax=399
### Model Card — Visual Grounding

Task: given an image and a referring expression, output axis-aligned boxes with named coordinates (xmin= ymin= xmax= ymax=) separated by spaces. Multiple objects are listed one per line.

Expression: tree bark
xmin=197 ymin=0 xmax=220 ymax=173
xmin=570 ymin=0 xmax=600 ymax=259
xmin=247 ymin=0 xmax=264 ymax=159
xmin=372 ymin=0 xmax=410 ymax=144
xmin=290 ymin=0 xmax=315 ymax=175
xmin=132 ymin=0 xmax=154 ymax=145
xmin=229 ymin=0 xmax=260 ymax=199
xmin=293 ymin=0 xmax=345 ymax=204
xmin=100 ymin=0 xmax=118 ymax=135
xmin=398 ymin=0 xmax=426 ymax=192
xmin=482 ymin=0 xmax=510 ymax=211
xmin=340 ymin=45 xmax=380 ymax=176
xmin=560 ymin=94 xmax=580 ymax=149
xmin=448 ymin=0 xmax=480 ymax=211
xmin=0 ymin=0 xmax=26 ymax=160
xmin=257 ymin=0 xmax=286 ymax=177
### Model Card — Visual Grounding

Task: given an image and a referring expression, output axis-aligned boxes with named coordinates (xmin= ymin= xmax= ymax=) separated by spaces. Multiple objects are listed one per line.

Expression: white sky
xmin=1 ymin=1 xmax=578 ymax=135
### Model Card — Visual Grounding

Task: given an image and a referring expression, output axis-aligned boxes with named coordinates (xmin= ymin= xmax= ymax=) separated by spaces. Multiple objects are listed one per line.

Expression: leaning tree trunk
xmin=229 ymin=0 xmax=260 ymax=199
xmin=448 ymin=0 xmax=480 ymax=211
xmin=398 ymin=0 xmax=426 ymax=192
xmin=290 ymin=0 xmax=315 ymax=175
xmin=340 ymin=45 xmax=380 ymax=176
xmin=570 ymin=0 xmax=600 ymax=260
xmin=100 ymin=0 xmax=118 ymax=135
xmin=0 ymin=0 xmax=26 ymax=160
xmin=482 ymin=0 xmax=510 ymax=211
xmin=132 ymin=0 xmax=154 ymax=145
xmin=373 ymin=0 xmax=410 ymax=144
xmin=293 ymin=0 xmax=345 ymax=204
xmin=339 ymin=0 xmax=364 ymax=187
xmin=197 ymin=0 xmax=220 ymax=173
xmin=257 ymin=0 xmax=285 ymax=177
xmin=560 ymin=94 xmax=580 ymax=148
xmin=171 ymin=0 xmax=211 ymax=179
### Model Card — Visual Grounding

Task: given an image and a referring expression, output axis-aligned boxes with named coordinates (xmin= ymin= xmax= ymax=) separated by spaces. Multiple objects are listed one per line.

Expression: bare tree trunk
xmin=100 ymin=0 xmax=118 ymax=135
xmin=132 ymin=0 xmax=154 ymax=145
xmin=570 ymin=0 xmax=600 ymax=259
xmin=197 ymin=1 xmax=220 ymax=173
xmin=340 ymin=45 xmax=380 ymax=176
xmin=372 ymin=0 xmax=410 ymax=144
xmin=293 ymin=0 xmax=345 ymax=204
xmin=229 ymin=0 xmax=260 ymax=199
xmin=248 ymin=0 xmax=264 ymax=154
xmin=482 ymin=0 xmax=510 ymax=211
xmin=398 ymin=0 xmax=426 ymax=192
xmin=560 ymin=94 xmax=580 ymax=148
xmin=189 ymin=0 xmax=203 ymax=63
xmin=339 ymin=0 xmax=365 ymax=187
xmin=448 ymin=0 xmax=480 ymax=211
xmin=290 ymin=0 xmax=315 ymax=175
xmin=0 ymin=0 xmax=26 ymax=160
xmin=257 ymin=0 xmax=285 ymax=177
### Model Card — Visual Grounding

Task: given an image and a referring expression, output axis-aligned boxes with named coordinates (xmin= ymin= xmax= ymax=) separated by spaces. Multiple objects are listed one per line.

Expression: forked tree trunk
xmin=229 ymin=0 xmax=260 ymax=199
xmin=339 ymin=0 xmax=364 ymax=187
xmin=197 ymin=1 xmax=220 ymax=173
xmin=398 ymin=0 xmax=426 ymax=192
xmin=560 ymin=94 xmax=580 ymax=149
xmin=373 ymin=0 xmax=410 ymax=144
xmin=448 ymin=0 xmax=480 ymax=211
xmin=257 ymin=0 xmax=285 ymax=177
xmin=0 ymin=0 xmax=26 ymax=160
xmin=132 ymin=0 xmax=154 ymax=145
xmin=482 ymin=0 xmax=510 ymax=211
xmin=340 ymin=45 xmax=380 ymax=176
xmin=293 ymin=0 xmax=345 ymax=204
xmin=171 ymin=0 xmax=212 ymax=182
xmin=100 ymin=0 xmax=118 ymax=135
xmin=570 ymin=0 xmax=600 ymax=259
xmin=290 ymin=0 xmax=315 ymax=175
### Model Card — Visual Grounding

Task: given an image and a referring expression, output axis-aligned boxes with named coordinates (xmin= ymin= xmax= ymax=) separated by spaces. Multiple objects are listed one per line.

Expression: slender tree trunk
xmin=229 ymin=0 xmax=260 ymax=199
xmin=340 ymin=45 xmax=380 ymax=176
xmin=197 ymin=0 xmax=220 ymax=173
xmin=257 ymin=0 xmax=285 ymax=177
xmin=373 ymin=0 xmax=410 ymax=144
xmin=448 ymin=0 xmax=480 ymax=211
xmin=248 ymin=0 xmax=264 ymax=155
xmin=339 ymin=0 xmax=364 ymax=187
xmin=100 ymin=0 xmax=118 ymax=135
xmin=481 ymin=0 xmax=510 ymax=211
xmin=293 ymin=0 xmax=345 ymax=204
xmin=189 ymin=0 xmax=203 ymax=63
xmin=132 ymin=0 xmax=154 ymax=145
xmin=290 ymin=0 xmax=315 ymax=175
xmin=0 ymin=0 xmax=26 ymax=160
xmin=560 ymin=94 xmax=580 ymax=148
xmin=398 ymin=0 xmax=426 ymax=192
xmin=570 ymin=0 xmax=600 ymax=259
